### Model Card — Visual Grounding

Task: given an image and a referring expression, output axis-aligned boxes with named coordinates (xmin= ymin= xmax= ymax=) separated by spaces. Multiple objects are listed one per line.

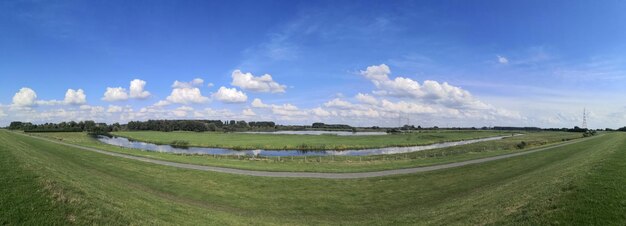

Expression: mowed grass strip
xmin=2 ymin=130 xmax=626 ymax=225
xmin=33 ymin=131 xmax=582 ymax=173
xmin=0 ymin=134 xmax=74 ymax=225
xmin=111 ymin=130 xmax=506 ymax=150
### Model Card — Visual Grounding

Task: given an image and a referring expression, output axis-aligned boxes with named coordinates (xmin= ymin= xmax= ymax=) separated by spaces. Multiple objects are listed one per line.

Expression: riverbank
xmin=111 ymin=130 xmax=507 ymax=150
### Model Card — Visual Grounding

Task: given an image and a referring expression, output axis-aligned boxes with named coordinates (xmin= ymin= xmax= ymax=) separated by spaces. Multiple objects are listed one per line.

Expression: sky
xmin=1 ymin=0 xmax=626 ymax=129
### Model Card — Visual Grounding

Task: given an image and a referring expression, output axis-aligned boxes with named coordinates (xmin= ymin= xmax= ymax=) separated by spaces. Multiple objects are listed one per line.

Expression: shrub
xmin=170 ymin=140 xmax=190 ymax=148
xmin=516 ymin=141 xmax=528 ymax=149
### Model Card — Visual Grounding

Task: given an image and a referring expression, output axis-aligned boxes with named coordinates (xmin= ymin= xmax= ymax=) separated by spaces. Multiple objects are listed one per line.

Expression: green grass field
xmin=111 ymin=130 xmax=507 ymax=150
xmin=32 ymin=131 xmax=583 ymax=173
xmin=2 ymin=130 xmax=626 ymax=225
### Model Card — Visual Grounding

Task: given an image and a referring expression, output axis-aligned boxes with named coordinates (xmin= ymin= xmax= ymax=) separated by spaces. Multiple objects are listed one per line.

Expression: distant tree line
xmin=8 ymin=121 xmax=111 ymax=134
xmin=618 ymin=126 xmax=626 ymax=132
xmin=493 ymin=126 xmax=542 ymax=131
xmin=312 ymin=122 xmax=353 ymax=130
xmin=126 ymin=120 xmax=278 ymax=132
xmin=7 ymin=120 xmax=280 ymax=133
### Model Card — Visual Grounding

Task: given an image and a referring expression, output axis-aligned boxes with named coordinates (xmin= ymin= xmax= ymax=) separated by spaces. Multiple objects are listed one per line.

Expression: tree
xmin=83 ymin=121 xmax=96 ymax=132
xmin=8 ymin=121 xmax=24 ymax=130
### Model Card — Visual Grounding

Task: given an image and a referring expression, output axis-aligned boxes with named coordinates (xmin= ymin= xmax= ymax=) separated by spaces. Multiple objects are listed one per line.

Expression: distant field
xmin=2 ymin=130 xmax=624 ymax=225
xmin=111 ymin=130 xmax=507 ymax=150
xmin=34 ymin=131 xmax=583 ymax=173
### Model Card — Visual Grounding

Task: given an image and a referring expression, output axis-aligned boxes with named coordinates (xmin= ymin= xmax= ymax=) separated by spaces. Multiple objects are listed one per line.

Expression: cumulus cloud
xmin=212 ymin=86 xmax=248 ymax=103
xmin=165 ymin=87 xmax=210 ymax=104
xmin=497 ymin=55 xmax=509 ymax=64
xmin=250 ymin=98 xmax=307 ymax=117
xmin=379 ymin=99 xmax=437 ymax=114
xmin=311 ymin=107 xmax=331 ymax=117
xmin=172 ymin=78 xmax=204 ymax=88
xmin=12 ymin=87 xmax=38 ymax=107
xmin=102 ymin=87 xmax=129 ymax=102
xmin=172 ymin=106 xmax=194 ymax=117
xmin=129 ymin=79 xmax=151 ymax=99
xmin=271 ymin=103 xmax=307 ymax=116
xmin=102 ymin=79 xmax=151 ymax=102
xmin=324 ymin=98 xmax=354 ymax=109
xmin=360 ymin=64 xmax=490 ymax=109
xmin=63 ymin=89 xmax=86 ymax=105
xmin=251 ymin=98 xmax=270 ymax=108
xmin=107 ymin=105 xmax=123 ymax=113
xmin=12 ymin=87 xmax=86 ymax=107
xmin=231 ymin=70 xmax=286 ymax=93
xmin=355 ymin=93 xmax=378 ymax=105
xmin=151 ymin=78 xmax=211 ymax=106
xmin=242 ymin=108 xmax=256 ymax=116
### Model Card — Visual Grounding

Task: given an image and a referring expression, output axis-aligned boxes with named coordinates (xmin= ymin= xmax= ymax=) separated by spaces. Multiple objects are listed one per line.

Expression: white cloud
xmin=107 ymin=105 xmax=123 ymax=113
xmin=379 ymin=99 xmax=437 ymax=114
xmin=63 ymin=89 xmax=86 ymax=105
xmin=231 ymin=70 xmax=286 ymax=93
xmin=102 ymin=87 xmax=129 ymax=102
xmin=497 ymin=55 xmax=509 ymax=64
xmin=129 ymin=79 xmax=151 ymax=99
xmin=102 ymin=79 xmax=152 ymax=102
xmin=19 ymin=88 xmax=88 ymax=106
xmin=12 ymin=87 xmax=38 ymax=107
xmin=165 ymin=87 xmax=210 ymax=104
xmin=251 ymin=98 xmax=270 ymax=108
xmin=151 ymin=79 xmax=209 ymax=106
xmin=154 ymin=100 xmax=170 ymax=107
xmin=271 ymin=103 xmax=307 ymax=116
xmin=212 ymin=86 xmax=248 ymax=103
xmin=242 ymin=108 xmax=256 ymax=116
xmin=311 ymin=107 xmax=331 ymax=117
xmin=360 ymin=64 xmax=490 ymax=109
xmin=172 ymin=106 xmax=194 ymax=117
xmin=361 ymin=64 xmax=392 ymax=81
xmin=324 ymin=98 xmax=354 ymax=109
xmin=207 ymin=83 xmax=214 ymax=87
xmin=249 ymin=98 xmax=308 ymax=118
xmin=172 ymin=78 xmax=204 ymax=88
xmin=355 ymin=93 xmax=379 ymax=105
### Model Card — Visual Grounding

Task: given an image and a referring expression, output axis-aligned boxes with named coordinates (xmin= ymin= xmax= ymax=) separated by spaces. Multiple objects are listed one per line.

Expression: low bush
xmin=516 ymin=141 xmax=528 ymax=149
xmin=170 ymin=140 xmax=190 ymax=148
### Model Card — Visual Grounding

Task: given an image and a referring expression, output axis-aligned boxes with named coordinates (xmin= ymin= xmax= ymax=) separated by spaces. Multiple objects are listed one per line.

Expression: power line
xmin=582 ymin=108 xmax=588 ymax=129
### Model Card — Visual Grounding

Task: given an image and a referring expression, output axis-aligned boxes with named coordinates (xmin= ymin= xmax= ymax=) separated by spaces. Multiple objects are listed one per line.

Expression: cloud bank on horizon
xmin=1 ymin=0 xmax=626 ymax=128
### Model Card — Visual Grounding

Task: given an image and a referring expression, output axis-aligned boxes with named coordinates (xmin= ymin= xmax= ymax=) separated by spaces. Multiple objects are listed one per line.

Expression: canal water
xmin=96 ymin=134 xmax=516 ymax=157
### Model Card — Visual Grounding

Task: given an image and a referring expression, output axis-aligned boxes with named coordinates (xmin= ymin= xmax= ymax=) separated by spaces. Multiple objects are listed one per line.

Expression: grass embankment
xmin=32 ymin=131 xmax=582 ymax=173
xmin=1 ymin=130 xmax=625 ymax=225
xmin=111 ymin=130 xmax=506 ymax=150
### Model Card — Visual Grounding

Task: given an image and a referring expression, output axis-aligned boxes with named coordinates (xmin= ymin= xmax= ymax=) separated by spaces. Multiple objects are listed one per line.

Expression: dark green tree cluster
xmin=493 ymin=126 xmax=542 ymax=131
xmin=311 ymin=122 xmax=352 ymax=130
xmin=248 ymin=121 xmax=276 ymax=128
xmin=125 ymin=120 xmax=277 ymax=132
xmin=126 ymin=120 xmax=223 ymax=132
xmin=617 ymin=126 xmax=626 ymax=132
xmin=8 ymin=121 xmax=109 ymax=133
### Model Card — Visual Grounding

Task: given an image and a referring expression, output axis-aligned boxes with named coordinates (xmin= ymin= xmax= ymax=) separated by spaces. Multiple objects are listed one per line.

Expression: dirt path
xmin=16 ymin=132 xmax=595 ymax=179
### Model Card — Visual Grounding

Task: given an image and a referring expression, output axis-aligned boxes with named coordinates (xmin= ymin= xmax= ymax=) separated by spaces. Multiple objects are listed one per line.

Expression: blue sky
xmin=1 ymin=0 xmax=626 ymax=128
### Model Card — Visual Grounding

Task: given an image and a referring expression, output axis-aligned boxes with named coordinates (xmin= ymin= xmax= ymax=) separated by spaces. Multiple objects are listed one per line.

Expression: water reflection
xmin=97 ymin=134 xmax=516 ymax=157
xmin=237 ymin=131 xmax=387 ymax=136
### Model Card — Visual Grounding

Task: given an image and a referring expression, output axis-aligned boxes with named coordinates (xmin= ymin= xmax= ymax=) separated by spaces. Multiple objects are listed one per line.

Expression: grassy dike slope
xmin=1 ymin=130 xmax=625 ymax=225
